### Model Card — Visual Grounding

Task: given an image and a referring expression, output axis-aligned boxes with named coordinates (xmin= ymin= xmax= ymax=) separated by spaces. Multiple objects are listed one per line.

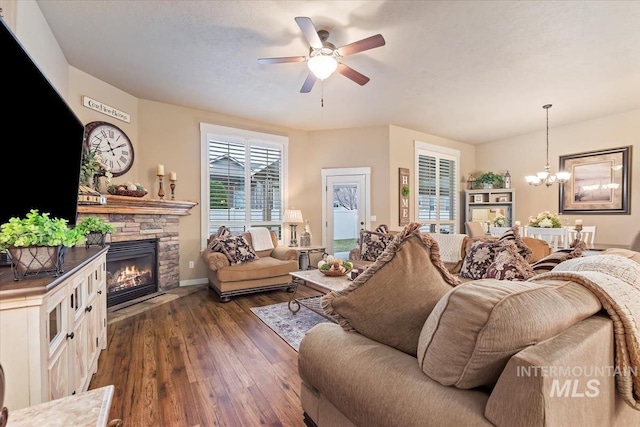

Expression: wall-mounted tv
xmin=0 ymin=18 xmax=84 ymax=228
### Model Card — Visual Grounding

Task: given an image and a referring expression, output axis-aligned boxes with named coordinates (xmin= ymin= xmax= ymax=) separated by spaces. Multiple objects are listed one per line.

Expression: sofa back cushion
xmin=242 ymin=231 xmax=278 ymax=258
xmin=416 ymin=278 xmax=601 ymax=389
xmin=322 ymin=223 xmax=459 ymax=356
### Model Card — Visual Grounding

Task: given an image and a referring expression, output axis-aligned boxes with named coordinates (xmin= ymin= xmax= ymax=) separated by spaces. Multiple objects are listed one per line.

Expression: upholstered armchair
xmin=201 ymin=230 xmax=299 ymax=302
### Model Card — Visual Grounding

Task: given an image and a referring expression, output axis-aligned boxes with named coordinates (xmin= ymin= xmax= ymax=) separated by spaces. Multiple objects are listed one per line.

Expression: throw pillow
xmin=497 ymin=226 xmax=532 ymax=261
xmin=207 ymin=225 xmax=232 ymax=252
xmin=359 ymin=229 xmax=396 ymax=262
xmin=459 ymin=239 xmax=503 ymax=280
xmin=530 ymin=241 xmax=586 ymax=273
xmin=322 ymin=222 xmax=460 ymax=356
xmin=417 ymin=278 xmax=601 ymax=389
xmin=484 ymin=240 xmax=535 ymax=280
xmin=217 ymin=235 xmax=258 ymax=265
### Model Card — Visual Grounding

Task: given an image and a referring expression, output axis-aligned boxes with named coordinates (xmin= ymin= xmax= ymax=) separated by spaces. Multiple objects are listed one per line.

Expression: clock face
xmin=84 ymin=121 xmax=134 ymax=177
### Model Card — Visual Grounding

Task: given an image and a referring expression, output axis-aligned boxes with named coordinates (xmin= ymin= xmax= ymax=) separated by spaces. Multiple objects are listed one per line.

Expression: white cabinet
xmin=0 ymin=248 xmax=107 ymax=410
xmin=465 ymin=189 xmax=516 ymax=232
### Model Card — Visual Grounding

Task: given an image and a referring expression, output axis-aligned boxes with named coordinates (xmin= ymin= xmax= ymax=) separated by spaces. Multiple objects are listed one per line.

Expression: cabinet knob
xmin=98 ymin=290 xmax=102 ymax=295
xmin=85 ymin=305 xmax=93 ymax=313
xmin=66 ymin=332 xmax=75 ymax=340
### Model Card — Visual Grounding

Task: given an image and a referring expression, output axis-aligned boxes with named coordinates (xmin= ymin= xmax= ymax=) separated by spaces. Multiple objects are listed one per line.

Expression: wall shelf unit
xmin=465 ymin=189 xmax=516 ymax=232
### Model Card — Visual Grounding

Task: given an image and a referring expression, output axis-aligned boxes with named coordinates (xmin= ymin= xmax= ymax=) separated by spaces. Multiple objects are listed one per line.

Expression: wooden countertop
xmin=0 ymin=247 xmax=109 ymax=301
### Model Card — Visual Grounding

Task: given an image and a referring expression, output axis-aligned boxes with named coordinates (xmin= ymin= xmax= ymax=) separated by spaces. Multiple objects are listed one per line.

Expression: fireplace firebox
xmin=106 ymin=239 xmax=158 ymax=307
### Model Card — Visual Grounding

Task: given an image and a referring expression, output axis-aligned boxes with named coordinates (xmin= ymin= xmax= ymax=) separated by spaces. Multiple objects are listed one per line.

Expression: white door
xmin=322 ymin=168 xmax=370 ymax=258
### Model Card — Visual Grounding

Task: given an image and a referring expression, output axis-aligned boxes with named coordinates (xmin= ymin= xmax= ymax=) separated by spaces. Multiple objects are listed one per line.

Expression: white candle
xmin=157 ymin=164 xmax=165 ymax=176
xmin=575 ymin=219 xmax=583 ymax=225
xmin=515 ymin=221 xmax=521 ymax=227
xmin=170 ymin=171 xmax=177 ymax=181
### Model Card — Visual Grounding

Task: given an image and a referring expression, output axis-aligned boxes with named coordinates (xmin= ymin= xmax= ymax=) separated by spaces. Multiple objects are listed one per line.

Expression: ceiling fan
xmin=258 ymin=17 xmax=386 ymax=93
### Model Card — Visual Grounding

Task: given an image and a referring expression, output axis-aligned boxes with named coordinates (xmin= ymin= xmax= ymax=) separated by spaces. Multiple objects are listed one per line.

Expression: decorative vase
xmin=7 ymin=245 xmax=67 ymax=280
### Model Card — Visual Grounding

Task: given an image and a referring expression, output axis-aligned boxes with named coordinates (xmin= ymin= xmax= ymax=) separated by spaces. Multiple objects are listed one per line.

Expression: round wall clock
xmin=84 ymin=121 xmax=134 ymax=177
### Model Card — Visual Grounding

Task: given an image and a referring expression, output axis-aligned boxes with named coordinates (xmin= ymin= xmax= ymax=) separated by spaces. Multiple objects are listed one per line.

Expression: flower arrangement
xmin=80 ymin=148 xmax=113 ymax=189
xmin=492 ymin=215 xmax=506 ymax=227
xmin=528 ymin=211 xmax=563 ymax=228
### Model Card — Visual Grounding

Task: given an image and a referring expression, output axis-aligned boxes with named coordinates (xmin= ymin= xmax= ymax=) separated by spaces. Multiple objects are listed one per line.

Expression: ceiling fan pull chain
xmin=321 ymin=80 xmax=324 ymax=108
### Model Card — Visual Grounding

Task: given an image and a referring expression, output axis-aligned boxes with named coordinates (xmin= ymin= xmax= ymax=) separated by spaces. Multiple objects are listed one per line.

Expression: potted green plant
xmin=0 ymin=210 xmax=86 ymax=279
xmin=475 ymin=172 xmax=504 ymax=189
xmin=75 ymin=216 xmax=115 ymax=248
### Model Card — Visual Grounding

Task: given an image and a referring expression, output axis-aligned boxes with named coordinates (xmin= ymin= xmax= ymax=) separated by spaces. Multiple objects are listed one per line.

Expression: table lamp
xmin=283 ymin=209 xmax=303 ymax=247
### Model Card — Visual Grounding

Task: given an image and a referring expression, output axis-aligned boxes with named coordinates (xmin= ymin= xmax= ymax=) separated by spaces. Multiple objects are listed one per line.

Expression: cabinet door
xmin=69 ymin=273 xmax=89 ymax=394
xmin=96 ymin=256 xmax=108 ymax=350
xmin=86 ymin=264 xmax=100 ymax=374
xmin=46 ymin=283 xmax=71 ymax=401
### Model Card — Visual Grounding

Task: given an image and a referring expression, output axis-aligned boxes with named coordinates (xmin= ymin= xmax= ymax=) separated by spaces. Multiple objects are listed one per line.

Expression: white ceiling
xmin=37 ymin=0 xmax=640 ymax=145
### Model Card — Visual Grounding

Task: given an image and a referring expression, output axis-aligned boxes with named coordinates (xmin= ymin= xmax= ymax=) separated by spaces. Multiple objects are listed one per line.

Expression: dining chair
xmin=566 ymin=226 xmax=597 ymax=246
xmin=631 ymin=231 xmax=640 ymax=252
xmin=525 ymin=227 xmax=568 ymax=251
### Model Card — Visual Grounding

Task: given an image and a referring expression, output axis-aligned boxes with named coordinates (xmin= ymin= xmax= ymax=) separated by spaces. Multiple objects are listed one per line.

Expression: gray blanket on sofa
xmin=529 ymin=254 xmax=640 ymax=410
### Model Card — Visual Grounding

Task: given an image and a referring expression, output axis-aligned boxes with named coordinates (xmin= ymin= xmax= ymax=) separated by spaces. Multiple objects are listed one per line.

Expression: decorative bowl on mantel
xmin=107 ymin=183 xmax=148 ymax=198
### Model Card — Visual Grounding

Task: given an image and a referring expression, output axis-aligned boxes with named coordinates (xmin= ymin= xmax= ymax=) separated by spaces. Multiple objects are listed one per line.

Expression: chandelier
xmin=525 ymin=104 xmax=571 ymax=187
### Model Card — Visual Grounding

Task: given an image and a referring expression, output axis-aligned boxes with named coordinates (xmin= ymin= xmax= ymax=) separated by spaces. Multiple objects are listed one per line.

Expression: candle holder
xmin=170 ymin=179 xmax=176 ymax=200
xmin=570 ymin=224 xmax=583 ymax=247
xmin=157 ymin=174 xmax=165 ymax=199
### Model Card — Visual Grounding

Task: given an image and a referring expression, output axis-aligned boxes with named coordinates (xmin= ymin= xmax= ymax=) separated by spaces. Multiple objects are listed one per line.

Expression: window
xmin=201 ymin=124 xmax=288 ymax=239
xmin=414 ymin=141 xmax=460 ymax=234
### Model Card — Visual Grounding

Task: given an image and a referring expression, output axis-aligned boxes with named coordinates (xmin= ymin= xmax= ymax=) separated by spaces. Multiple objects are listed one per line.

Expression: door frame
xmin=321 ymin=167 xmax=371 ymax=250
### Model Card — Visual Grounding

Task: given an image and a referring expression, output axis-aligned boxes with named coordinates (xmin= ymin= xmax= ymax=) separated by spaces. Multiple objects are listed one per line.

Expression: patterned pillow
xmin=497 ymin=226 xmax=532 ymax=261
xmin=217 ymin=235 xmax=258 ymax=265
xmin=359 ymin=230 xmax=396 ymax=262
xmin=531 ymin=241 xmax=586 ymax=273
xmin=208 ymin=225 xmax=232 ymax=252
xmin=459 ymin=239 xmax=503 ymax=279
xmin=485 ymin=241 xmax=535 ymax=280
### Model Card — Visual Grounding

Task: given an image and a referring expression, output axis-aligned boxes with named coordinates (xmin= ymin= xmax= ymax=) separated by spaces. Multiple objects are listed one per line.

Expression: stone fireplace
xmin=78 ymin=194 xmax=197 ymax=306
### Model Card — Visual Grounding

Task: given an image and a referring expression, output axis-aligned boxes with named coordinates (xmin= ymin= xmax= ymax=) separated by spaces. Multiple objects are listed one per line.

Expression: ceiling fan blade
xmin=295 ymin=17 xmax=323 ymax=49
xmin=337 ymin=34 xmax=386 ymax=57
xmin=300 ymin=73 xmax=317 ymax=93
xmin=336 ymin=63 xmax=370 ymax=86
xmin=258 ymin=56 xmax=306 ymax=65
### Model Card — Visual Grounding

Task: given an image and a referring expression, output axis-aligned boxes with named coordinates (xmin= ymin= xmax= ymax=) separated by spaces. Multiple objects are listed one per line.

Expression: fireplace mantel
xmin=78 ymin=194 xmax=198 ymax=216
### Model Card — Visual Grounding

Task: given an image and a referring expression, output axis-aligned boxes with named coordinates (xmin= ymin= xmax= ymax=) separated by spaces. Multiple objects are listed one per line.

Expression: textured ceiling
xmin=37 ymin=0 xmax=640 ymax=145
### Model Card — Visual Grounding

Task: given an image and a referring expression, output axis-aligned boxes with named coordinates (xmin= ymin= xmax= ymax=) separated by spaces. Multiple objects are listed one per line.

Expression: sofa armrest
xmin=201 ymin=250 xmax=230 ymax=271
xmin=485 ymin=314 xmax=639 ymax=427
xmin=271 ymin=246 xmax=297 ymax=261
xmin=348 ymin=248 xmax=361 ymax=261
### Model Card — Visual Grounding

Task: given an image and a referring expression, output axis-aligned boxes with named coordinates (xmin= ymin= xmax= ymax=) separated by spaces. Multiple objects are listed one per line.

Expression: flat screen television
xmin=0 ymin=18 xmax=84 ymax=229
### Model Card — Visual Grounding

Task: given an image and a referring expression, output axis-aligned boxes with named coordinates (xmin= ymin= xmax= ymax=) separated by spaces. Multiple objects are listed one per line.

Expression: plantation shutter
xmin=416 ymin=144 xmax=459 ymax=233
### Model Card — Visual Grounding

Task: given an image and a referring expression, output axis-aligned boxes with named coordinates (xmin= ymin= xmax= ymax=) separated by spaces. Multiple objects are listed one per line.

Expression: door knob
xmin=66 ymin=332 xmax=75 ymax=340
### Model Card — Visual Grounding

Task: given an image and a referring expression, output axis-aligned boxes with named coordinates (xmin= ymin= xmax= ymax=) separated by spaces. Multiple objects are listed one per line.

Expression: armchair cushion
xmin=217 ymin=256 xmax=297 ymax=282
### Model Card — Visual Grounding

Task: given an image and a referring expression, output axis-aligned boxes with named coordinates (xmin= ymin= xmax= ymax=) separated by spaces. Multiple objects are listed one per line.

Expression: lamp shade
xmin=283 ymin=209 xmax=303 ymax=223
xmin=307 ymin=55 xmax=338 ymax=80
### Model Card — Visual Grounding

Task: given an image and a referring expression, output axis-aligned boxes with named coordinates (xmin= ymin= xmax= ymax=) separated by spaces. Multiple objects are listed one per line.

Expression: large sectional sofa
xmin=299 ymin=224 xmax=640 ymax=427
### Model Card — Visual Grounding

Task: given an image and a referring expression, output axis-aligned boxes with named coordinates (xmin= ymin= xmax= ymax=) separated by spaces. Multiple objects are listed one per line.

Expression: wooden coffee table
xmin=288 ymin=269 xmax=351 ymax=318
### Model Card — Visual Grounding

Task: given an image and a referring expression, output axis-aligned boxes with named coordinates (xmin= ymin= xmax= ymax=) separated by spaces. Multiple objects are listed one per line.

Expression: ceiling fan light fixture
xmin=307 ymin=54 xmax=337 ymax=80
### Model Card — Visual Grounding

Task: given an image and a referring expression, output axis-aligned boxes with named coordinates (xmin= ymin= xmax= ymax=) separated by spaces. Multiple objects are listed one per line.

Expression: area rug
xmin=250 ymin=297 xmax=331 ymax=351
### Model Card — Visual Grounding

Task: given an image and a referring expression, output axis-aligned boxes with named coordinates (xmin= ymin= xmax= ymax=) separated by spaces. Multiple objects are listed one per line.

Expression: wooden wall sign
xmin=399 ymin=168 xmax=410 ymax=225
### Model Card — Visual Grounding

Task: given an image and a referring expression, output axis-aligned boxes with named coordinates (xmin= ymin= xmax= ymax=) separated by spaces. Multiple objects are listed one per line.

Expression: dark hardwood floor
xmin=89 ymin=285 xmax=322 ymax=427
